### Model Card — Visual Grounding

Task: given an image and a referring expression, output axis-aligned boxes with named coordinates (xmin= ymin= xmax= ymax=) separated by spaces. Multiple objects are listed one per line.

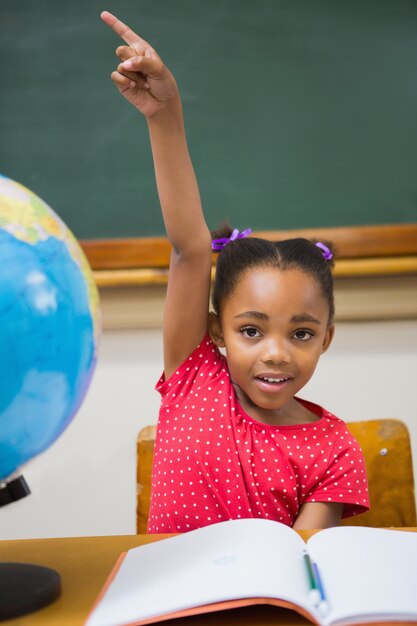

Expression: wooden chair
xmin=340 ymin=419 xmax=416 ymax=528
xmin=136 ymin=425 xmax=157 ymax=534
xmin=136 ymin=419 xmax=416 ymax=533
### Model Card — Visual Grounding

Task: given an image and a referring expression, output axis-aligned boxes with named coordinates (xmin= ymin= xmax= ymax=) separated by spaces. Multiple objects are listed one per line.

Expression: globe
xmin=0 ymin=174 xmax=100 ymax=481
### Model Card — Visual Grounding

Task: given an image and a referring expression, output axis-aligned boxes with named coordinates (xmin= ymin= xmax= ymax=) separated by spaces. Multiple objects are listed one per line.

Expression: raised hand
xmin=100 ymin=11 xmax=179 ymax=118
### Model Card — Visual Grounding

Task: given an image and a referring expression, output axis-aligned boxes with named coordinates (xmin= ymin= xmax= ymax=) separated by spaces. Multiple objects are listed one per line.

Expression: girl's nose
xmin=262 ymin=338 xmax=291 ymax=364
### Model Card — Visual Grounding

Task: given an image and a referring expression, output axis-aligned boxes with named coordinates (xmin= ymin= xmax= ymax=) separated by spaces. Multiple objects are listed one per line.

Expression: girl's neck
xmin=232 ymin=383 xmax=320 ymax=426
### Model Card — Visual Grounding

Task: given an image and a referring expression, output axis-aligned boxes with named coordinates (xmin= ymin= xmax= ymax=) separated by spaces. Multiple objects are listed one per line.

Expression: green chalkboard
xmin=1 ymin=0 xmax=417 ymax=239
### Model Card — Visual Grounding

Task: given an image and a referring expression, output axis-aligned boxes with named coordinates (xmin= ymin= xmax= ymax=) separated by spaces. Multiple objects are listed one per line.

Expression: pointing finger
xmin=100 ymin=10 xmax=149 ymax=49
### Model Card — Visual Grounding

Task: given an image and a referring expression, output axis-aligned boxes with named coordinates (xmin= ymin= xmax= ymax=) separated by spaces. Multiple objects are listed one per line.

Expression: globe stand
xmin=0 ymin=476 xmax=61 ymax=619
xmin=0 ymin=475 xmax=31 ymax=507
xmin=0 ymin=563 xmax=61 ymax=620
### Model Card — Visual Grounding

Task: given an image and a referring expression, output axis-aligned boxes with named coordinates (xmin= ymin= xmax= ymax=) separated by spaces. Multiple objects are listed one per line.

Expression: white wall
xmin=1 ymin=320 xmax=416 ymax=540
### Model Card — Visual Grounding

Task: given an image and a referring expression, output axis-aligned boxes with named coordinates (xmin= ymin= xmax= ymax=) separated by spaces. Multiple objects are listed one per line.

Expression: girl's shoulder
xmin=155 ymin=333 xmax=226 ymax=397
xmin=296 ymin=397 xmax=363 ymax=452
xmin=295 ymin=397 xmax=348 ymax=430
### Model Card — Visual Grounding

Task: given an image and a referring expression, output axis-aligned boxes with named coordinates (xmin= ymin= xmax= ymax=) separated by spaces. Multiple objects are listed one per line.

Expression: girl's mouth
xmin=256 ymin=375 xmax=291 ymax=384
xmin=254 ymin=375 xmax=292 ymax=393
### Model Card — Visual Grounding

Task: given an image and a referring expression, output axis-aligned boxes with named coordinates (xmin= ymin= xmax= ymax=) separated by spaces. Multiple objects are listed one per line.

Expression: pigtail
xmin=211 ymin=222 xmax=252 ymax=253
xmin=211 ymin=221 xmax=234 ymax=247
xmin=311 ymin=239 xmax=336 ymax=270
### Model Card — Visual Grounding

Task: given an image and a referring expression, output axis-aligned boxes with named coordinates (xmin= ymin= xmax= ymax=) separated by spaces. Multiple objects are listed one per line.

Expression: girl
xmin=101 ymin=11 xmax=369 ymax=531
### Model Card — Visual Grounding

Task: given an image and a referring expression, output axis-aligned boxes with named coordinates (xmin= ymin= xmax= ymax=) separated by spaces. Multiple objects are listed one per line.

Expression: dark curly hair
xmin=211 ymin=226 xmax=335 ymax=324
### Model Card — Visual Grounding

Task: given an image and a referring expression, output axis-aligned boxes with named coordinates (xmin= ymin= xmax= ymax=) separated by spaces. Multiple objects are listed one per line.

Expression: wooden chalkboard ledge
xmin=93 ymin=256 xmax=417 ymax=288
xmin=82 ymin=223 xmax=417 ymax=286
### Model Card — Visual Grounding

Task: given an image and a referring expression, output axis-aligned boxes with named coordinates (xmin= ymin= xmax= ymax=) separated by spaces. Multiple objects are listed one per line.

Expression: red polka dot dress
xmin=147 ymin=336 xmax=369 ymax=533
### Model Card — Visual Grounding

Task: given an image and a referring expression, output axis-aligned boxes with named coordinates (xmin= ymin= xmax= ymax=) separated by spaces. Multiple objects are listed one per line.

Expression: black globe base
xmin=0 ymin=562 xmax=61 ymax=620
xmin=0 ymin=475 xmax=31 ymax=508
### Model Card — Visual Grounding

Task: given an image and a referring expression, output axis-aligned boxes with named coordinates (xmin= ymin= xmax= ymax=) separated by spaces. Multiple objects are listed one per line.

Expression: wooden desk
xmin=0 ymin=532 xmax=319 ymax=626
xmin=1 ymin=530 xmax=416 ymax=626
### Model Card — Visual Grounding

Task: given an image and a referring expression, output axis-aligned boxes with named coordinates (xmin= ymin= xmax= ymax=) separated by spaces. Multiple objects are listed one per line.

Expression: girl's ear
xmin=208 ymin=312 xmax=225 ymax=347
xmin=321 ymin=323 xmax=335 ymax=353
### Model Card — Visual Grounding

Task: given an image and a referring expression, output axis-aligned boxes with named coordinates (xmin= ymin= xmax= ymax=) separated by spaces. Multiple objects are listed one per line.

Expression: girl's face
xmin=209 ymin=266 xmax=334 ymax=423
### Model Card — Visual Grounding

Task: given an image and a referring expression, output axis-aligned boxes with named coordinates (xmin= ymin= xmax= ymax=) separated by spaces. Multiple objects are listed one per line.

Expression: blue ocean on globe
xmin=0 ymin=174 xmax=100 ymax=480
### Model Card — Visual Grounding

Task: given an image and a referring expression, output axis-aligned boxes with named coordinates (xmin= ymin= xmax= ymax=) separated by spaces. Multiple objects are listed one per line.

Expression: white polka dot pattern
xmin=148 ymin=336 xmax=369 ymax=533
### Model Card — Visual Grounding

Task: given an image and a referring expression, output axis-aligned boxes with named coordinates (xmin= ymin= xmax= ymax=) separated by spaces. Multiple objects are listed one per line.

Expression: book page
xmin=308 ymin=527 xmax=417 ymax=625
xmin=86 ymin=518 xmax=317 ymax=626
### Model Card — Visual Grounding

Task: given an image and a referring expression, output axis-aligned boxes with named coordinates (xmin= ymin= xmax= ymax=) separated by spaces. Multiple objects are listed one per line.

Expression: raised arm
xmin=101 ymin=12 xmax=212 ymax=377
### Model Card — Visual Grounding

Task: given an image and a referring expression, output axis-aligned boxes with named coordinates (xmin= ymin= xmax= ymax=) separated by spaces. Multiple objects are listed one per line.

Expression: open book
xmin=85 ymin=519 xmax=417 ymax=626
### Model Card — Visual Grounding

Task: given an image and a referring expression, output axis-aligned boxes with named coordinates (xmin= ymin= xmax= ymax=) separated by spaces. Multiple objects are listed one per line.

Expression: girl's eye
xmin=241 ymin=327 xmax=261 ymax=338
xmin=293 ymin=329 xmax=313 ymax=341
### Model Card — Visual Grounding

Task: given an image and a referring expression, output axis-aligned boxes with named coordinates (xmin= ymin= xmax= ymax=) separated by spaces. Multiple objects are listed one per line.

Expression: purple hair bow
xmin=315 ymin=242 xmax=333 ymax=260
xmin=212 ymin=228 xmax=252 ymax=251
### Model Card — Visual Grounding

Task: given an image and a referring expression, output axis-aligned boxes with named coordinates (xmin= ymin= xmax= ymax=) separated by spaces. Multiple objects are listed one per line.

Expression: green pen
xmin=303 ymin=551 xmax=321 ymax=606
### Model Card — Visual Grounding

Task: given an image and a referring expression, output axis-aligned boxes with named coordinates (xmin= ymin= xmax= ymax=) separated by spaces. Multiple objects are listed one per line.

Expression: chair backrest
xmin=340 ymin=419 xmax=416 ymax=527
xmin=136 ymin=419 xmax=416 ymax=533
xmin=137 ymin=425 xmax=157 ymax=534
